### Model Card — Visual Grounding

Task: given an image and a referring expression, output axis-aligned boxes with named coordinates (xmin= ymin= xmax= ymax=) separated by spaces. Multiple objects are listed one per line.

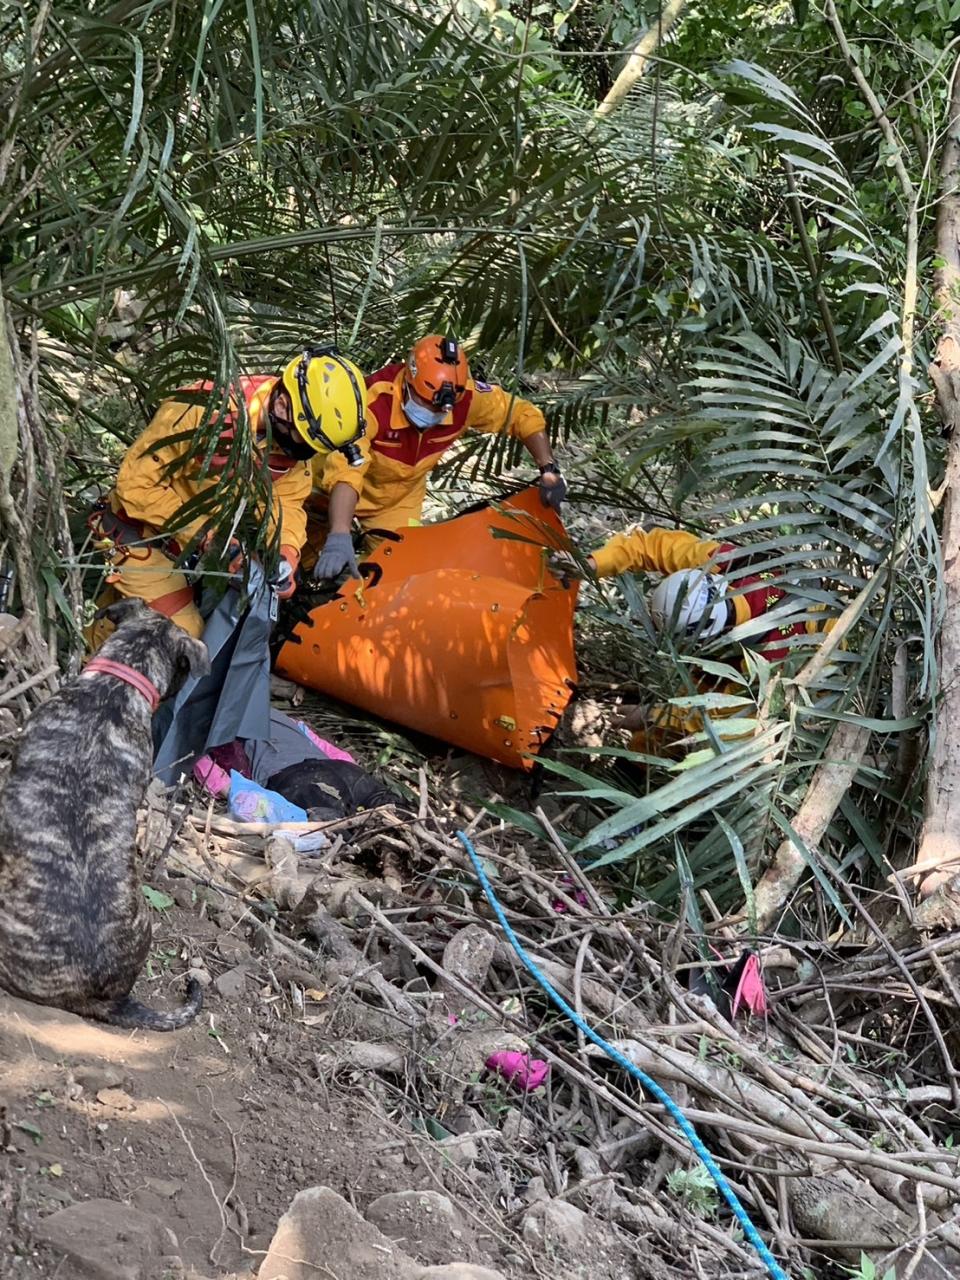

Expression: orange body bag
xmin=275 ymin=487 xmax=579 ymax=769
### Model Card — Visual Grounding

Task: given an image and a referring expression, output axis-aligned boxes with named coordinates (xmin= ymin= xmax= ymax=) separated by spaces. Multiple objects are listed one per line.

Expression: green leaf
xmin=15 ymin=1121 xmax=43 ymax=1146
xmin=677 ymin=657 xmax=748 ymax=685
xmin=424 ymin=1114 xmax=454 ymax=1141
xmin=715 ymin=814 xmax=757 ymax=936
xmin=142 ymin=885 xmax=175 ymax=912
xmin=766 ymin=809 xmax=853 ymax=928
xmin=668 ymin=693 xmax=755 ymax=711
xmin=795 ymin=708 xmax=919 ymax=734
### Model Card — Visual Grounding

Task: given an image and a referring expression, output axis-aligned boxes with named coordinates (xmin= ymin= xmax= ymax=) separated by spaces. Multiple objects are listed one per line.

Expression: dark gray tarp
xmin=241 ymin=709 xmax=338 ymax=785
xmin=153 ymin=564 xmax=275 ymax=785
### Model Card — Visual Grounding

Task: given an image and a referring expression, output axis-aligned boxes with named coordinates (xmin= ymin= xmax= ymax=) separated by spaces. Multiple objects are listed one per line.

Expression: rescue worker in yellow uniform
xmin=553 ymin=525 xmax=833 ymax=748
xmin=90 ymin=347 xmax=368 ymax=639
xmin=310 ymin=335 xmax=564 ymax=581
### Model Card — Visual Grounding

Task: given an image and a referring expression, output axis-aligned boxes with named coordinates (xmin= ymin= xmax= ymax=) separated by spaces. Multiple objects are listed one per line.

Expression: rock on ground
xmin=365 ymin=1190 xmax=467 ymax=1266
xmin=212 ymin=963 xmax=252 ymax=999
xmin=258 ymin=1186 xmax=421 ymax=1280
xmin=259 ymin=1187 xmax=508 ymax=1280
xmin=442 ymin=924 xmax=496 ymax=993
xmin=521 ymin=1197 xmax=638 ymax=1278
xmin=521 ymin=1198 xmax=592 ymax=1252
xmin=33 ymin=1198 xmax=179 ymax=1280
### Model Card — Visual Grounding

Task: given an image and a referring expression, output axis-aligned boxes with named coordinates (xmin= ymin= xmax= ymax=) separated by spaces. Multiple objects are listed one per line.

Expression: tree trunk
xmin=0 ymin=283 xmax=17 ymax=482
xmin=913 ymin=61 xmax=960 ymax=901
xmin=594 ymin=0 xmax=688 ymax=119
xmin=753 ymin=720 xmax=871 ymax=931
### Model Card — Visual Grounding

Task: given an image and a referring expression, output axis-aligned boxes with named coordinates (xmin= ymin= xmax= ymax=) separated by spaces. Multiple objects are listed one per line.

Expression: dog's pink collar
xmin=81 ymin=658 xmax=161 ymax=712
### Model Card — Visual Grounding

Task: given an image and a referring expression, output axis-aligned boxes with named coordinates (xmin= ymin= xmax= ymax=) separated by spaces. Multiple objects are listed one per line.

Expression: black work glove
xmin=539 ymin=465 xmax=567 ymax=513
xmin=312 ymin=532 xmax=361 ymax=582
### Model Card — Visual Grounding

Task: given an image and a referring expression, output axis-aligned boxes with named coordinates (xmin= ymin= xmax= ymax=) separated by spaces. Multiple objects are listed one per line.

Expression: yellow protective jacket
xmin=113 ymin=376 xmax=312 ymax=553
xmin=592 ymin=526 xmax=722 ymax=580
xmin=315 ymin=362 xmax=546 ymax=532
xmin=591 ymin=525 xmax=832 ymax=748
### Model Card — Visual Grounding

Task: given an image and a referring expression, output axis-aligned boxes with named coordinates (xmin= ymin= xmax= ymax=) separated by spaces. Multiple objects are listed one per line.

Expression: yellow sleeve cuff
xmin=591 ymin=542 xmax=626 ymax=578
xmin=314 ymin=444 xmax=370 ymax=498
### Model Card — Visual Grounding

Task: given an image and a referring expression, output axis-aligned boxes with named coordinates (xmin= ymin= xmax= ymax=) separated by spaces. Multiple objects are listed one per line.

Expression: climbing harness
xmin=86 ymin=497 xmax=185 ymax=569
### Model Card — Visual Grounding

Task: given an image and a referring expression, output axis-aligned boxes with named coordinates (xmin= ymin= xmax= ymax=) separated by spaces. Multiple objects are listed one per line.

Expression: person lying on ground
xmin=88 ymin=347 xmax=368 ymax=641
xmin=194 ymin=709 xmax=404 ymax=820
xmin=551 ymin=524 xmax=835 ymax=749
xmin=308 ymin=334 xmax=564 ymax=581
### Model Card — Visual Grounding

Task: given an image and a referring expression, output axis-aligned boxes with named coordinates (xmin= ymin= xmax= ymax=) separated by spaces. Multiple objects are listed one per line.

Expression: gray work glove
xmin=547 ymin=550 xmax=579 ymax=580
xmin=547 ymin=549 xmax=594 ymax=580
xmin=312 ymin=532 xmax=361 ymax=582
xmin=539 ymin=466 xmax=567 ymax=513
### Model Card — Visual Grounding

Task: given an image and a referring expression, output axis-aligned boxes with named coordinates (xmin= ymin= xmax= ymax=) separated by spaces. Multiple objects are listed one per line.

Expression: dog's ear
xmin=174 ymin=631 xmax=211 ymax=679
xmin=95 ymin=597 xmax=148 ymax=627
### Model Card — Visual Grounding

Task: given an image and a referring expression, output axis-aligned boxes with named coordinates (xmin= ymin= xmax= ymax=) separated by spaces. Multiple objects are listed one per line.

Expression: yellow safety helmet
xmin=280 ymin=345 xmax=367 ymax=466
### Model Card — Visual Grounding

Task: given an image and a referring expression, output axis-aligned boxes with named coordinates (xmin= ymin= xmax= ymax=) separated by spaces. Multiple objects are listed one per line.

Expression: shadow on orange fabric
xmin=275 ymin=486 xmax=579 ymax=769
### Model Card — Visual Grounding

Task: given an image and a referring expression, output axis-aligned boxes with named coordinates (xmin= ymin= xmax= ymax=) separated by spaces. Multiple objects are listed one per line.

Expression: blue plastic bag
xmin=227 ymin=770 xmax=308 ymax=825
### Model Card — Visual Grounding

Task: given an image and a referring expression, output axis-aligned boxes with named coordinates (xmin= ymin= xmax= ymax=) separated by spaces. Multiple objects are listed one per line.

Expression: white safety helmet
xmin=649 ymin=569 xmax=729 ymax=639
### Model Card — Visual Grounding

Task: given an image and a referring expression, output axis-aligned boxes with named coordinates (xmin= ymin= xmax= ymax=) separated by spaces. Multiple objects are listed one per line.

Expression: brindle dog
xmin=0 ymin=599 xmax=210 ymax=1030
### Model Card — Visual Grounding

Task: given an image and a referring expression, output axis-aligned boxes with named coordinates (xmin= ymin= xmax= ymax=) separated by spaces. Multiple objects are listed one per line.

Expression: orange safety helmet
xmin=406 ymin=335 xmax=469 ymax=410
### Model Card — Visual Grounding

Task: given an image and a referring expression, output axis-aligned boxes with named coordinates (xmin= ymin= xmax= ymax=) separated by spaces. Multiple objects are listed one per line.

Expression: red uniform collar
xmin=81 ymin=658 xmax=161 ymax=712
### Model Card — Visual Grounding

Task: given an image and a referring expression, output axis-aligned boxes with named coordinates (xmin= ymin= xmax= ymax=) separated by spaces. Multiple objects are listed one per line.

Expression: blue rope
xmin=457 ymin=830 xmax=790 ymax=1280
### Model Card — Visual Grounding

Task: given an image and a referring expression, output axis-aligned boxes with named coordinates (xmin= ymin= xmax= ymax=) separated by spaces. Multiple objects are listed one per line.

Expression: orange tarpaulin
xmin=276 ymin=486 xmax=579 ymax=769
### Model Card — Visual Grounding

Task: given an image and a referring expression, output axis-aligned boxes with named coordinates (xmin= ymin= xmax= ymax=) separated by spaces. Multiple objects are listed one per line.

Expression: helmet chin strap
xmin=269 ymin=405 xmax=315 ymax=460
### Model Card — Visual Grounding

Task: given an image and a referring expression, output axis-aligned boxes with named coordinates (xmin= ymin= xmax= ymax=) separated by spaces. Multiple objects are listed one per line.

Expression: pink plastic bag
xmin=485 ymin=1051 xmax=549 ymax=1092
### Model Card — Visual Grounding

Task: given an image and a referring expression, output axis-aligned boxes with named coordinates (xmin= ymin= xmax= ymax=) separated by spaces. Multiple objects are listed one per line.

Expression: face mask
xmin=403 ymin=391 xmax=447 ymax=430
xmin=270 ymin=411 xmax=316 ymax=461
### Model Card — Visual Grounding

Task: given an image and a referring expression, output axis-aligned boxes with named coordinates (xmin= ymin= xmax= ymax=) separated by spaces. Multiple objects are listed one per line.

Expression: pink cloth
xmin=731 ymin=955 xmax=767 ymax=1018
xmin=299 ymin=721 xmax=355 ymax=764
xmin=485 ymin=1051 xmax=549 ymax=1092
xmin=709 ymin=946 xmax=769 ymax=1019
xmin=210 ymin=739 xmax=252 ymax=775
xmin=193 ymin=755 xmax=231 ymax=797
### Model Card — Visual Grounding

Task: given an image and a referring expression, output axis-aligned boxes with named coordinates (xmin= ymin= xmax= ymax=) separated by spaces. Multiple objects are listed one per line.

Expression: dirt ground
xmin=0 ymin=888 xmax=649 ymax=1280
xmin=0 ymin=900 xmax=482 ymax=1276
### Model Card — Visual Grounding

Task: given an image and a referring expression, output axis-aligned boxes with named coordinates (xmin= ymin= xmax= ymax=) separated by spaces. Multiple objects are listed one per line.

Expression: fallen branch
xmin=293 ymin=888 xmax=423 ymax=1026
xmin=352 ymin=891 xmax=697 ymax=1168
xmin=0 ymin=663 xmax=59 ymax=707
